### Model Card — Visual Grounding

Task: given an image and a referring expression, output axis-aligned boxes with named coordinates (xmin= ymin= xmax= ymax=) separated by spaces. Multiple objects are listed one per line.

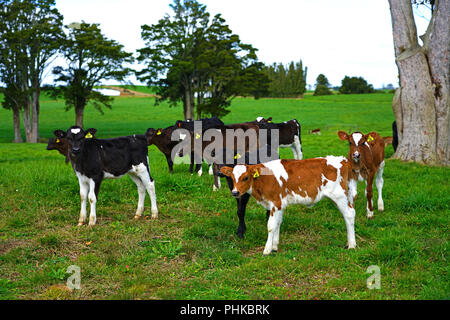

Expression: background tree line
xmin=262 ymin=61 xmax=307 ymax=98
xmin=0 ymin=0 xmax=270 ymax=142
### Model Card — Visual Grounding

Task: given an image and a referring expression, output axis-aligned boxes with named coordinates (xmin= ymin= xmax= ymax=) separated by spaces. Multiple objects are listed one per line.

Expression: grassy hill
xmin=0 ymin=92 xmax=448 ymax=300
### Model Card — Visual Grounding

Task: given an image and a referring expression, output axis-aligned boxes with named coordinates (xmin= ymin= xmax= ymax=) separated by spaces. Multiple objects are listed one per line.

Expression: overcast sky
xmin=54 ymin=0 xmax=431 ymax=88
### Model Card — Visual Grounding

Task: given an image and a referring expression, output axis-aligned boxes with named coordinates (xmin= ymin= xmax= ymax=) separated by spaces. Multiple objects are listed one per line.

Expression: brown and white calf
xmin=338 ymin=131 xmax=392 ymax=218
xmin=220 ymin=157 xmax=357 ymax=255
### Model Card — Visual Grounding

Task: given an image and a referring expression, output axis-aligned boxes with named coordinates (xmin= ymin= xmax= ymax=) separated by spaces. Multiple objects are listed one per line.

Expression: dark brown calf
xmin=338 ymin=131 xmax=392 ymax=218
xmin=46 ymin=137 xmax=70 ymax=163
xmin=146 ymin=126 xmax=182 ymax=173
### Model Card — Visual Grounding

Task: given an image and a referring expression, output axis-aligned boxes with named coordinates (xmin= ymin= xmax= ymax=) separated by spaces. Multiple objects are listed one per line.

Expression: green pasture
xmin=0 ymin=91 xmax=448 ymax=299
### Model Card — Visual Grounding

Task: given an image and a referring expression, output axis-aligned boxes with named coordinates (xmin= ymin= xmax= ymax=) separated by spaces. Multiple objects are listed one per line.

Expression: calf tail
xmin=383 ymin=136 xmax=393 ymax=147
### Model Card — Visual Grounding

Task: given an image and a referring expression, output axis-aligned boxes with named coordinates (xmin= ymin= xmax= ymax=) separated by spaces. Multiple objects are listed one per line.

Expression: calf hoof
xmin=77 ymin=222 xmax=85 ymax=226
xmin=346 ymin=243 xmax=357 ymax=249
xmin=212 ymin=185 xmax=218 ymax=192
xmin=88 ymin=222 xmax=96 ymax=227
xmin=367 ymin=211 xmax=374 ymax=219
xmin=134 ymin=215 xmax=142 ymax=220
xmin=236 ymin=231 xmax=245 ymax=239
xmin=151 ymin=209 xmax=158 ymax=219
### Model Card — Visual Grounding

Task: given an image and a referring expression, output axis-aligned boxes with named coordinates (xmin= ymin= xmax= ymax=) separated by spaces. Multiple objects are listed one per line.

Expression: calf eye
xmin=243 ymin=176 xmax=249 ymax=182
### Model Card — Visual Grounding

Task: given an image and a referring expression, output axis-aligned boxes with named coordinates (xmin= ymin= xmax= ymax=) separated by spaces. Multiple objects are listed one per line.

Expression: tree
xmin=0 ymin=0 xmax=64 ymax=143
xmin=388 ymin=0 xmax=449 ymax=165
xmin=51 ymin=22 xmax=133 ymax=128
xmin=193 ymin=14 xmax=269 ymax=118
xmin=314 ymin=74 xmax=332 ymax=96
xmin=264 ymin=60 xmax=307 ymax=98
xmin=339 ymin=76 xmax=375 ymax=94
xmin=137 ymin=0 xmax=268 ymax=120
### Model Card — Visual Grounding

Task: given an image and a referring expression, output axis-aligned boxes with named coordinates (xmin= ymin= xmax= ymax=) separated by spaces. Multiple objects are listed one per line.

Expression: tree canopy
xmin=51 ymin=22 xmax=134 ymax=128
xmin=339 ymin=76 xmax=375 ymax=94
xmin=313 ymin=74 xmax=332 ymax=96
xmin=0 ymin=0 xmax=64 ymax=142
xmin=263 ymin=61 xmax=307 ymax=98
xmin=136 ymin=0 xmax=268 ymax=119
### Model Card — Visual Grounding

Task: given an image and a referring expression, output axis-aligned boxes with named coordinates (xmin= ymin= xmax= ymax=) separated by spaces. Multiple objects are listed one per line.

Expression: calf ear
xmin=251 ymin=167 xmax=261 ymax=179
xmin=86 ymin=128 xmax=97 ymax=136
xmin=364 ymin=132 xmax=377 ymax=144
xmin=337 ymin=131 xmax=349 ymax=141
xmin=54 ymin=130 xmax=66 ymax=138
xmin=220 ymin=166 xmax=233 ymax=177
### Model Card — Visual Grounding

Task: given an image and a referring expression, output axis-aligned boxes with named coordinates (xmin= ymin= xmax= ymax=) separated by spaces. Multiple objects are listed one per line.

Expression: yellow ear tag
xmin=253 ymin=170 xmax=260 ymax=179
xmin=367 ymin=135 xmax=374 ymax=142
xmin=85 ymin=133 xmax=93 ymax=139
xmin=234 ymin=153 xmax=241 ymax=160
xmin=56 ymin=138 xmax=60 ymax=143
xmin=267 ymin=120 xmax=272 ymax=123
xmin=156 ymin=130 xmax=162 ymax=135
xmin=195 ymin=133 xmax=201 ymax=140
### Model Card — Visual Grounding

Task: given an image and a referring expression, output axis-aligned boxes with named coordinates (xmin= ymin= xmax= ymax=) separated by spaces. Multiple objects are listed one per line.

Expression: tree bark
xmin=30 ymin=90 xmax=40 ymax=143
xmin=428 ymin=0 xmax=450 ymax=165
xmin=12 ymin=107 xmax=23 ymax=143
xmin=184 ymin=83 xmax=194 ymax=120
xmin=75 ymin=107 xmax=84 ymax=128
xmin=388 ymin=0 xmax=449 ymax=165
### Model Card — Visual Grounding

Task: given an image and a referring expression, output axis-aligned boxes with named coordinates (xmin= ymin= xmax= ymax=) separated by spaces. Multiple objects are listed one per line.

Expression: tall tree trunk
xmin=428 ymin=0 xmax=450 ymax=164
xmin=30 ymin=90 xmax=40 ymax=143
xmin=388 ymin=0 xmax=449 ymax=165
xmin=75 ymin=106 xmax=84 ymax=128
xmin=21 ymin=97 xmax=33 ymax=143
xmin=12 ymin=107 xmax=23 ymax=143
xmin=184 ymin=84 xmax=194 ymax=120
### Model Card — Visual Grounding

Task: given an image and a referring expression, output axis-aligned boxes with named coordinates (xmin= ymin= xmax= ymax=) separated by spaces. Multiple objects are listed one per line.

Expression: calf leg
xmin=272 ymin=210 xmax=284 ymax=252
xmin=196 ymin=163 xmax=203 ymax=176
xmin=136 ymin=166 xmax=158 ymax=219
xmin=348 ymin=179 xmax=358 ymax=207
xmin=365 ymin=175 xmax=375 ymax=218
xmin=333 ymin=196 xmax=357 ymax=249
xmin=208 ymin=163 xmax=214 ymax=176
xmin=376 ymin=161 xmax=385 ymax=211
xmin=263 ymin=209 xmax=283 ymax=255
xmin=129 ymin=174 xmax=146 ymax=219
xmin=236 ymin=194 xmax=250 ymax=238
xmin=88 ymin=178 xmax=102 ymax=226
xmin=290 ymin=145 xmax=298 ymax=160
xmin=212 ymin=166 xmax=221 ymax=191
xmin=294 ymin=135 xmax=303 ymax=160
xmin=189 ymin=152 xmax=194 ymax=173
xmin=77 ymin=178 xmax=89 ymax=226
xmin=165 ymin=154 xmax=174 ymax=174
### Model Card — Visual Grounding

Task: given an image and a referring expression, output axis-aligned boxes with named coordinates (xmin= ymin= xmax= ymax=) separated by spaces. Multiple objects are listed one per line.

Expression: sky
xmin=53 ymin=0 xmax=431 ymax=89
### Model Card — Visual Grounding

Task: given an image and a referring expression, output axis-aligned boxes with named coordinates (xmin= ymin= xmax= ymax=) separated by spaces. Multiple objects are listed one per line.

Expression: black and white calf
xmin=54 ymin=126 xmax=158 ymax=226
xmin=255 ymin=117 xmax=302 ymax=160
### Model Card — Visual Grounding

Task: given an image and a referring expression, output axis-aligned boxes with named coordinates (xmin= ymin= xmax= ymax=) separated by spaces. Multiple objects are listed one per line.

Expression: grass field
xmin=0 ymin=91 xmax=448 ymax=300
